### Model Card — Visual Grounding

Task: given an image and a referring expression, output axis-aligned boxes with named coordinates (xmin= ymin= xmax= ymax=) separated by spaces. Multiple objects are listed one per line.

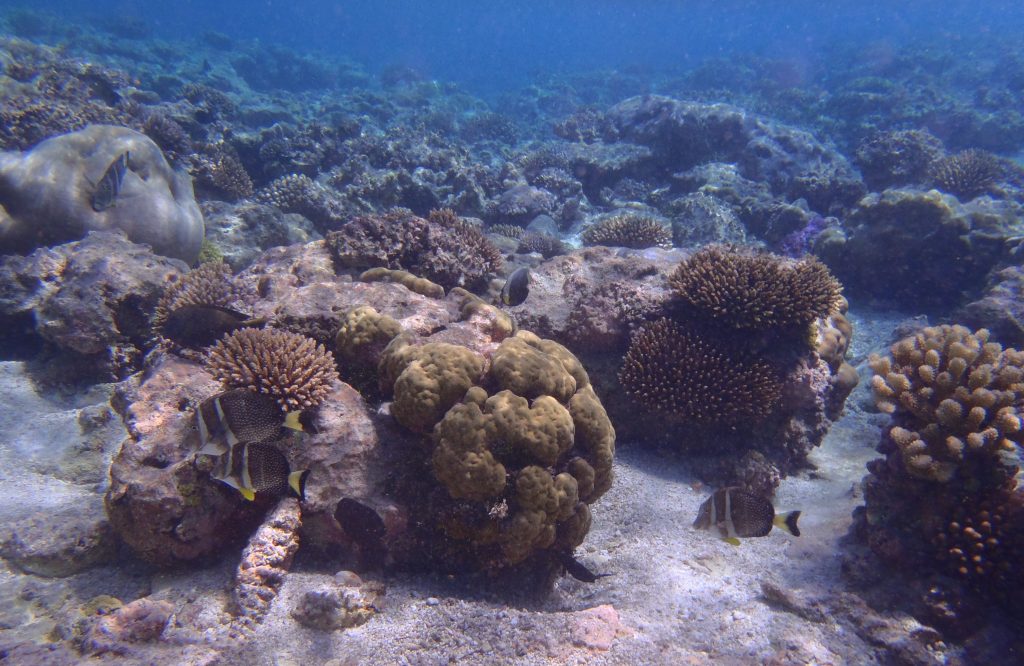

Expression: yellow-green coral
xmin=381 ymin=327 xmax=615 ymax=569
xmin=488 ymin=391 xmax=575 ymax=466
xmin=335 ymin=306 xmax=402 ymax=365
xmin=432 ymin=397 xmax=507 ymax=501
xmin=449 ymin=287 xmax=516 ymax=339
xmin=359 ymin=267 xmax=445 ymax=299
xmin=489 ymin=331 xmax=578 ymax=402
xmin=569 ymin=385 xmax=616 ymax=502
xmin=869 ymin=325 xmax=1024 ymax=482
xmin=380 ymin=336 xmax=485 ymax=433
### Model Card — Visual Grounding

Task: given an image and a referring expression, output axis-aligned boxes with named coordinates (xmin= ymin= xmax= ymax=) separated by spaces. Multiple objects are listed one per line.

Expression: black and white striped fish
xmin=211 ymin=442 xmax=309 ymax=502
xmin=693 ymin=487 xmax=801 ymax=546
xmin=91 ymin=151 xmax=130 ymax=212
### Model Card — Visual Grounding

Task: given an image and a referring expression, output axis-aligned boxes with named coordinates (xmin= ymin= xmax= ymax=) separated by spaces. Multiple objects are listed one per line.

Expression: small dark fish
xmin=211 ymin=442 xmax=309 ymax=502
xmin=693 ymin=487 xmax=801 ymax=546
xmin=334 ymin=498 xmax=387 ymax=569
xmin=91 ymin=151 xmax=129 ymax=212
xmin=162 ymin=304 xmax=265 ymax=349
xmin=196 ymin=389 xmax=303 ymax=457
xmin=558 ymin=551 xmax=612 ymax=583
xmin=500 ymin=267 xmax=530 ymax=306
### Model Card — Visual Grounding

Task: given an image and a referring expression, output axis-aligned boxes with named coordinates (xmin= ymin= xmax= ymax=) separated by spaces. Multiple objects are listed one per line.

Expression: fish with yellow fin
xmin=195 ymin=389 xmax=303 ymax=457
xmin=693 ymin=487 xmax=801 ymax=546
xmin=211 ymin=442 xmax=309 ymax=502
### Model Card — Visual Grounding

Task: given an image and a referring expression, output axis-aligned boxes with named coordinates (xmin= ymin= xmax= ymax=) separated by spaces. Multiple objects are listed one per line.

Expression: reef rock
xmin=82 ymin=598 xmax=174 ymax=656
xmin=958 ymin=265 xmax=1024 ymax=347
xmin=0 ymin=124 xmax=204 ymax=263
xmin=0 ymin=231 xmax=187 ymax=379
xmin=817 ymin=188 xmax=1018 ymax=311
xmin=606 ymin=95 xmax=864 ymax=215
xmin=0 ymin=498 xmax=117 ymax=577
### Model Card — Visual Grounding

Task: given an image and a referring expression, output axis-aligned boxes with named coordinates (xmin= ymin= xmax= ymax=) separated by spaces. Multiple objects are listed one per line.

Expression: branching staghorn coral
xmin=581 ymin=213 xmax=673 ymax=250
xmin=668 ymin=245 xmax=843 ymax=336
xmin=207 ymin=327 xmax=339 ymax=411
xmin=869 ymin=325 xmax=1024 ymax=483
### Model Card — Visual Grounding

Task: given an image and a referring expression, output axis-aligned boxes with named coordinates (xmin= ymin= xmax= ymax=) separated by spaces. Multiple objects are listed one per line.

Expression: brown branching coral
xmin=929 ymin=149 xmax=1003 ymax=201
xmin=256 ymin=174 xmax=345 ymax=230
xmin=427 ymin=208 xmax=504 ymax=278
xmin=192 ymin=142 xmax=254 ymax=201
xmin=932 ymin=496 xmax=1024 ymax=594
xmin=488 ymin=224 xmax=524 ymax=240
xmin=207 ymin=328 xmax=339 ymax=411
xmin=517 ymin=232 xmax=566 ymax=258
xmin=619 ymin=318 xmax=782 ymax=424
xmin=669 ymin=245 xmax=842 ymax=335
xmin=152 ymin=261 xmax=238 ymax=333
xmin=868 ymin=325 xmax=1024 ymax=483
xmin=581 ymin=214 xmax=673 ymax=250
xmin=325 ymin=208 xmax=503 ymax=292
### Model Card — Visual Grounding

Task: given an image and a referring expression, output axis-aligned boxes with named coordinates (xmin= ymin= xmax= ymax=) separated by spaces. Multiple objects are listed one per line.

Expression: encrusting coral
xmin=868 ymin=325 xmax=1024 ymax=483
xmin=619 ymin=318 xmax=782 ymax=424
xmin=207 ymin=327 xmax=339 ymax=411
xmin=668 ymin=245 xmax=842 ymax=338
xmin=581 ymin=213 xmax=673 ymax=250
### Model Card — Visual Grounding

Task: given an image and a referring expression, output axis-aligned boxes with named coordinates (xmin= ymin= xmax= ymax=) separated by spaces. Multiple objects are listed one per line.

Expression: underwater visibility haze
xmin=1 ymin=1 xmax=1024 ymax=664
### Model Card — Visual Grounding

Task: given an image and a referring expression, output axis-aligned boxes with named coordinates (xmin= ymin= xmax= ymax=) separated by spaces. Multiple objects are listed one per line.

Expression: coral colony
xmin=1 ymin=4 xmax=1024 ymax=664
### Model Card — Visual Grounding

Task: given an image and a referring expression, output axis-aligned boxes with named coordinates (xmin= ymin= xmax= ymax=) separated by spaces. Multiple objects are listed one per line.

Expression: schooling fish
xmin=500 ymin=267 xmax=530 ymax=306
xmin=693 ymin=487 xmax=801 ymax=546
xmin=211 ymin=442 xmax=309 ymax=502
xmin=91 ymin=151 xmax=130 ymax=212
xmin=196 ymin=388 xmax=303 ymax=457
xmin=162 ymin=304 xmax=265 ymax=349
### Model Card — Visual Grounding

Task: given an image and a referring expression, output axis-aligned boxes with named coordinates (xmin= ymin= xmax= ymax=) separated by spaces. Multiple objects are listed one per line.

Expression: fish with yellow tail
xmin=693 ymin=487 xmax=801 ymax=546
xmin=195 ymin=389 xmax=304 ymax=457
xmin=211 ymin=442 xmax=309 ymax=502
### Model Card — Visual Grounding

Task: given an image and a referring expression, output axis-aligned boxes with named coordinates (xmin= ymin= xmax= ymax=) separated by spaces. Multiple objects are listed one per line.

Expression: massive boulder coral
xmin=381 ymin=329 xmax=614 ymax=570
xmin=0 ymin=125 xmax=205 ymax=263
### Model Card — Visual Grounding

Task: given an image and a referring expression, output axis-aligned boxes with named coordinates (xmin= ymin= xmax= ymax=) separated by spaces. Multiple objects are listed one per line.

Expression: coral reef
xmin=858 ymin=324 xmax=1024 ymax=617
xmin=517 ymin=231 xmax=566 ymax=258
xmin=929 ymin=149 xmax=1004 ymax=201
xmin=581 ymin=213 xmax=673 ymax=250
xmin=233 ymin=498 xmax=302 ymax=625
xmin=152 ymin=260 xmax=239 ymax=333
xmin=867 ymin=325 xmax=1022 ymax=483
xmin=255 ymin=173 xmax=346 ymax=231
xmin=325 ymin=208 xmax=502 ymax=292
xmin=854 ymin=129 xmax=944 ymax=191
xmin=0 ymin=125 xmax=205 ymax=263
xmin=192 ymin=141 xmax=254 ymax=201
xmin=817 ymin=188 xmax=1017 ymax=311
xmin=206 ymin=327 xmax=338 ymax=411
xmin=382 ymin=329 xmax=614 ymax=569
xmin=619 ymin=318 xmax=782 ymax=424
xmin=0 ymin=231 xmax=185 ymax=380
xmin=668 ymin=245 xmax=842 ymax=342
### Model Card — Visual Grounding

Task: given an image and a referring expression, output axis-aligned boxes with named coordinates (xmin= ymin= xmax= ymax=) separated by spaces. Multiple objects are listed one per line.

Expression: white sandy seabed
xmin=0 ymin=309 xmax=971 ymax=665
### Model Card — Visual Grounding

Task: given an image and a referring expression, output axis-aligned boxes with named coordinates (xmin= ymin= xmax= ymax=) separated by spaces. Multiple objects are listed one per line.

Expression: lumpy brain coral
xmin=869 ymin=325 xmax=1024 ymax=482
xmin=669 ymin=245 xmax=842 ymax=333
xmin=379 ymin=330 xmax=614 ymax=566
xmin=207 ymin=327 xmax=339 ymax=411
xmin=619 ymin=318 xmax=782 ymax=424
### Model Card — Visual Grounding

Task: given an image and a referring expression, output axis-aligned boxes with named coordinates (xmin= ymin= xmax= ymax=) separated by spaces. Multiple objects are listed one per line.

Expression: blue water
xmin=9 ymin=0 xmax=1024 ymax=96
